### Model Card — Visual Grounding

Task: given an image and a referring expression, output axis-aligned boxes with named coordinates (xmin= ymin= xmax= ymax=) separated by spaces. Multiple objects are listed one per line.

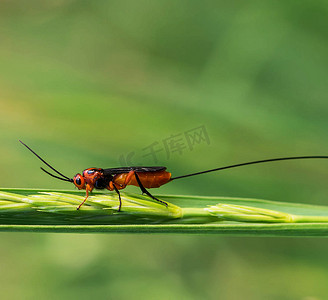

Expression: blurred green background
xmin=1 ymin=1 xmax=328 ymax=299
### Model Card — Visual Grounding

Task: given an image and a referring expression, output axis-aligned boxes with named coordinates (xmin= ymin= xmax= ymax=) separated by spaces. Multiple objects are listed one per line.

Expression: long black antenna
xmin=40 ymin=167 xmax=73 ymax=182
xmin=19 ymin=140 xmax=73 ymax=182
xmin=170 ymin=156 xmax=328 ymax=181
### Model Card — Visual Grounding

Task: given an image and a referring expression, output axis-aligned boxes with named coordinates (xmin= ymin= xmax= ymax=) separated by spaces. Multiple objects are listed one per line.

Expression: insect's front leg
xmin=77 ymin=184 xmax=93 ymax=210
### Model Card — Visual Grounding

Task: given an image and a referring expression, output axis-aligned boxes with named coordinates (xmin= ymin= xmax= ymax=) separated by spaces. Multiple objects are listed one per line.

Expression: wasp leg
xmin=111 ymin=182 xmax=122 ymax=212
xmin=77 ymin=187 xmax=90 ymax=210
xmin=133 ymin=172 xmax=168 ymax=207
xmin=123 ymin=169 xmax=136 ymax=187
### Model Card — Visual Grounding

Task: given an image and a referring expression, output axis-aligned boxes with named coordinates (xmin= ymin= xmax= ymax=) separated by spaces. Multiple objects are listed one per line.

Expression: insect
xmin=20 ymin=140 xmax=328 ymax=211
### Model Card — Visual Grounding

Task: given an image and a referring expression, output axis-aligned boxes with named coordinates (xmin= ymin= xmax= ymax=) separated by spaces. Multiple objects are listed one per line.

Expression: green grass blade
xmin=1 ymin=188 xmax=328 ymax=236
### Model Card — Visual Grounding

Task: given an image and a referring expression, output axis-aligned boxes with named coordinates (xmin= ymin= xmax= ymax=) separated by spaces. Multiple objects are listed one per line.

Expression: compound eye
xmin=76 ymin=177 xmax=81 ymax=185
xmin=73 ymin=174 xmax=85 ymax=189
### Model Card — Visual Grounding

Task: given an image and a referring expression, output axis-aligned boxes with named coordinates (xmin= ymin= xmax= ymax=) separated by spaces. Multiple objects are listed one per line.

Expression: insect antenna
xmin=170 ymin=156 xmax=328 ymax=181
xmin=19 ymin=140 xmax=73 ymax=182
xmin=40 ymin=167 xmax=73 ymax=182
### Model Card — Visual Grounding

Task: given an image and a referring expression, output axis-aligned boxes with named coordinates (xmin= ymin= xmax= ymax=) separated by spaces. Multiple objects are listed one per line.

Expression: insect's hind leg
xmin=133 ymin=172 xmax=168 ymax=207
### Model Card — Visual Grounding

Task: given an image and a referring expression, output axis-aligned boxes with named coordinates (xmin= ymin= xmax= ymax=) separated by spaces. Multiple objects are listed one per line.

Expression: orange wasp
xmin=20 ymin=140 xmax=328 ymax=211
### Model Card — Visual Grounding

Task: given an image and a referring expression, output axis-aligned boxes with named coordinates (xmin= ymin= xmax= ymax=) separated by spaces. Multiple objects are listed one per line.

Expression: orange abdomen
xmin=113 ymin=171 xmax=172 ymax=189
